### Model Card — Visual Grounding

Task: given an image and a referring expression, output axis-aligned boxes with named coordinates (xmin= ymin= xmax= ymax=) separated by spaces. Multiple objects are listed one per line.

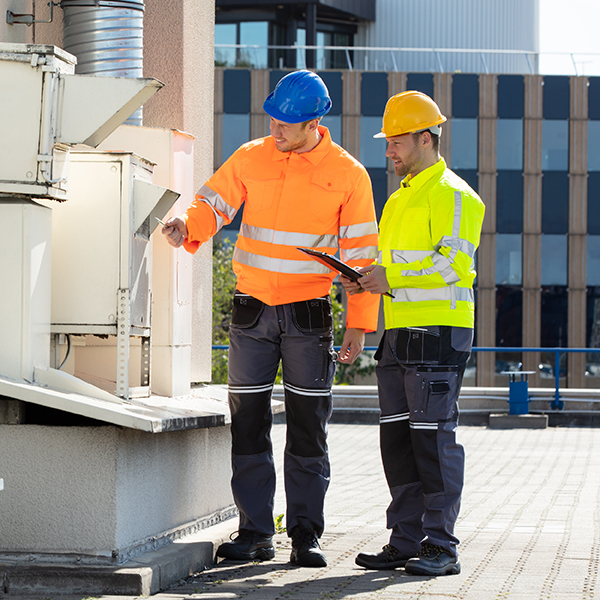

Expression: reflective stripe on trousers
xmin=227 ymin=294 xmax=335 ymax=537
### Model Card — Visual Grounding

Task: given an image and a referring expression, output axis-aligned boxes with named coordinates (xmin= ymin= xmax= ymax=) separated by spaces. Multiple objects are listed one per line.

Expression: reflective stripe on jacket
xmin=378 ymin=158 xmax=485 ymax=329
xmin=182 ymin=126 xmax=380 ymax=331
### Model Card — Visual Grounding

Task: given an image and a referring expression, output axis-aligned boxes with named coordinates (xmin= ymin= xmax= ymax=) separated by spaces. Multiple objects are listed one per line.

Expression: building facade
xmin=213 ymin=68 xmax=600 ymax=390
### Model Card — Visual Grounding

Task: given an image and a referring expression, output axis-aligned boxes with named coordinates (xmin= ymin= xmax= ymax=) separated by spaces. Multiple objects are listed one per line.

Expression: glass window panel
xmin=367 ymin=167 xmax=388 ymax=221
xmin=588 ymin=173 xmax=600 ymax=234
xmin=239 ymin=22 xmax=268 ymax=68
xmin=360 ymin=116 xmax=387 ymax=168
xmin=453 ymin=169 xmax=478 ymax=193
xmin=496 ymin=234 xmax=522 ymax=285
xmin=587 ymin=287 xmax=600 ymax=348
xmin=541 ymin=286 xmax=568 ymax=347
xmin=496 ymin=171 xmax=523 ymax=233
xmin=495 ymin=286 xmax=523 ymax=347
xmin=452 ymin=74 xmax=479 ymax=118
xmin=543 ymin=76 xmax=570 ymax=120
xmin=588 ymin=236 xmax=600 ymax=286
xmin=361 ymin=73 xmax=389 ymax=117
xmin=542 ymin=120 xmax=569 ymax=171
xmin=317 ymin=71 xmax=343 ymax=116
xmin=542 ymin=172 xmax=569 ymax=234
xmin=222 ymin=114 xmax=250 ymax=163
xmin=223 ymin=70 xmax=251 ymax=114
xmin=296 ymin=29 xmax=306 ymax=69
xmin=588 ymin=121 xmax=600 ymax=172
xmin=215 ymin=24 xmax=236 ymax=67
xmin=407 ymin=73 xmax=434 ymax=98
xmin=497 ymin=120 xmax=523 ymax=170
xmin=450 ymin=119 xmax=478 ymax=170
xmin=541 ymin=234 xmax=568 ymax=286
xmin=589 ymin=77 xmax=600 ymax=119
xmin=497 ymin=75 xmax=524 ymax=119
xmin=316 ymin=32 xmax=325 ymax=70
xmin=321 ymin=115 xmax=342 ymax=147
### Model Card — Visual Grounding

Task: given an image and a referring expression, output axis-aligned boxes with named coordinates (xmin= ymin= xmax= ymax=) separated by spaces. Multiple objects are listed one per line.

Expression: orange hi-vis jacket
xmin=183 ymin=126 xmax=380 ymax=331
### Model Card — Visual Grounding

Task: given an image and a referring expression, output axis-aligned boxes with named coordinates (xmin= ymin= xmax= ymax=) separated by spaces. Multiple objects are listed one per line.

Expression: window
xmin=222 ymin=114 xmax=250 ymax=163
xmin=496 ymin=286 xmax=522 ymax=347
xmin=588 ymin=121 xmax=600 ymax=172
xmin=361 ymin=73 xmax=389 ymax=117
xmin=543 ymin=76 xmax=570 ymax=120
xmin=240 ymin=22 xmax=268 ymax=68
xmin=496 ymin=171 xmax=523 ymax=233
xmin=541 ymin=286 xmax=568 ymax=347
xmin=496 ymin=234 xmax=522 ymax=285
xmin=497 ymin=119 xmax=523 ymax=170
xmin=321 ymin=115 xmax=342 ymax=146
xmin=588 ymin=173 xmax=600 ymax=234
xmin=215 ymin=24 xmax=236 ymax=67
xmin=588 ymin=235 xmax=600 ymax=286
xmin=542 ymin=172 xmax=569 ymax=233
xmin=450 ymin=119 xmax=478 ymax=170
xmin=407 ymin=73 xmax=434 ymax=98
xmin=215 ymin=22 xmax=269 ymax=68
xmin=497 ymin=75 xmax=524 ymax=119
xmin=452 ymin=74 xmax=479 ymax=118
xmin=360 ymin=117 xmax=387 ymax=168
xmin=541 ymin=234 xmax=568 ymax=286
xmin=542 ymin=120 xmax=569 ymax=171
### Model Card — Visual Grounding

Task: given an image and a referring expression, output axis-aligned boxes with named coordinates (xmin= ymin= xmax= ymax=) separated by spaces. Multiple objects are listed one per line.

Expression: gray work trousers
xmin=227 ymin=291 xmax=336 ymax=537
xmin=375 ymin=325 xmax=472 ymax=557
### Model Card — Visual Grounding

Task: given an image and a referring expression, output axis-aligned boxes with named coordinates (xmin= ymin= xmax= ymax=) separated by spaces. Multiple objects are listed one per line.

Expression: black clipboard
xmin=297 ymin=247 xmax=394 ymax=298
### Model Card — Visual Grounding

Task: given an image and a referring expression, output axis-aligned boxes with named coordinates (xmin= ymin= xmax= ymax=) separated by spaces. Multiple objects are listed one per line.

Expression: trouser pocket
xmin=290 ymin=296 xmax=333 ymax=333
xmin=393 ymin=327 xmax=441 ymax=364
xmin=230 ymin=290 xmax=265 ymax=329
xmin=413 ymin=365 xmax=459 ymax=421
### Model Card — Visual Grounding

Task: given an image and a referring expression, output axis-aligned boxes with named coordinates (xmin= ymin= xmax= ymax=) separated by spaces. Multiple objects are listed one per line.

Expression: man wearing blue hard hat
xmin=161 ymin=70 xmax=379 ymax=567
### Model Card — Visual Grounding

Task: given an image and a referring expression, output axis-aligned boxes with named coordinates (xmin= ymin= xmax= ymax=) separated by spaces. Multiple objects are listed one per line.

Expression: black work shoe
xmin=355 ymin=544 xmax=411 ymax=570
xmin=290 ymin=526 xmax=327 ymax=567
xmin=216 ymin=529 xmax=275 ymax=561
xmin=404 ymin=543 xmax=461 ymax=576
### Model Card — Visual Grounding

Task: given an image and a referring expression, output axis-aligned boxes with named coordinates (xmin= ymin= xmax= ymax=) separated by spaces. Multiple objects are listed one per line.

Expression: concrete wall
xmin=0 ymin=424 xmax=233 ymax=561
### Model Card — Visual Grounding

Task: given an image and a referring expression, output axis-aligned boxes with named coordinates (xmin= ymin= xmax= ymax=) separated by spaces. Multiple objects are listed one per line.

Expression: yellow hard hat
xmin=374 ymin=90 xmax=447 ymax=138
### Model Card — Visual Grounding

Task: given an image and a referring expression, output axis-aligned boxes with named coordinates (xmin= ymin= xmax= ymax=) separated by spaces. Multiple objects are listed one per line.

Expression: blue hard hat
xmin=263 ymin=70 xmax=332 ymax=123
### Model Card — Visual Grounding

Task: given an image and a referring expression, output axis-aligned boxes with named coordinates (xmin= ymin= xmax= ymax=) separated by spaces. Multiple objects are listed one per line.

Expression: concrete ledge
xmin=488 ymin=413 xmax=549 ymax=429
xmin=1 ymin=519 xmax=237 ymax=596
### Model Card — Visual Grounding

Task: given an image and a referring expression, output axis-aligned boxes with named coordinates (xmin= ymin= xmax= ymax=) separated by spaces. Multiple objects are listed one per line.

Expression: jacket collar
xmin=269 ymin=125 xmax=332 ymax=164
xmin=401 ymin=157 xmax=446 ymax=191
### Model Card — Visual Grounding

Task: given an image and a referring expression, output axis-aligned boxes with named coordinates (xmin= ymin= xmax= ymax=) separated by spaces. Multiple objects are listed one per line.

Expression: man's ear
xmin=308 ymin=119 xmax=320 ymax=132
xmin=421 ymin=130 xmax=432 ymax=148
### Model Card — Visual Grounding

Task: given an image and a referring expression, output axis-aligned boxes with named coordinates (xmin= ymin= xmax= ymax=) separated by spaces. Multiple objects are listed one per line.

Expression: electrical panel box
xmin=42 ymin=152 xmax=178 ymax=398
xmin=0 ymin=200 xmax=52 ymax=381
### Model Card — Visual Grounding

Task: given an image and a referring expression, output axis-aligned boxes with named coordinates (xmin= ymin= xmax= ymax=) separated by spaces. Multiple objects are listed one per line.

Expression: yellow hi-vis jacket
xmin=378 ymin=158 xmax=485 ymax=330
xmin=182 ymin=126 xmax=380 ymax=332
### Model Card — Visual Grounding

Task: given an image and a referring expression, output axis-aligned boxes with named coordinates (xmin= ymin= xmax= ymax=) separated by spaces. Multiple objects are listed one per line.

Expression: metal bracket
xmin=6 ymin=2 xmax=59 ymax=26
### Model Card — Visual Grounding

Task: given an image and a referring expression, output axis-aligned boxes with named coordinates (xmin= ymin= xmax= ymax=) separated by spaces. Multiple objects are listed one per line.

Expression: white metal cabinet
xmin=45 ymin=152 xmax=178 ymax=398
xmin=0 ymin=201 xmax=52 ymax=381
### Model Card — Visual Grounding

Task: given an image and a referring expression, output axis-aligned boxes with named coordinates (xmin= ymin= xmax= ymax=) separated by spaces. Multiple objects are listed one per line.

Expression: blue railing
xmin=213 ymin=345 xmax=600 ymax=411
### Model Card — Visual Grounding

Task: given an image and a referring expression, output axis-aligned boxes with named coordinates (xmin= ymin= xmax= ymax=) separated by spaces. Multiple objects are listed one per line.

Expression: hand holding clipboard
xmin=298 ymin=248 xmax=394 ymax=298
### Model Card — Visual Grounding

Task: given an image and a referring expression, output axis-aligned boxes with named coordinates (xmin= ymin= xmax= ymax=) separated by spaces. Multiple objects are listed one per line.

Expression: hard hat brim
xmin=373 ymin=124 xmax=442 ymax=139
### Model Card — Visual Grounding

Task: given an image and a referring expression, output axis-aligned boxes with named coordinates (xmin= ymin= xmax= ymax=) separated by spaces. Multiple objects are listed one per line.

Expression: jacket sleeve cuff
xmin=345 ymin=290 xmax=380 ymax=333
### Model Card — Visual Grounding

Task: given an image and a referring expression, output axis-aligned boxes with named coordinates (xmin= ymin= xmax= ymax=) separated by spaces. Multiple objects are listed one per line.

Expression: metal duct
xmin=62 ymin=0 xmax=145 ymax=126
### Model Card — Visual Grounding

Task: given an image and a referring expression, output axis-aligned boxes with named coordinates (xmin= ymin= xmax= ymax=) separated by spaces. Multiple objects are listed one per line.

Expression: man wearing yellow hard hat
xmin=341 ymin=91 xmax=485 ymax=576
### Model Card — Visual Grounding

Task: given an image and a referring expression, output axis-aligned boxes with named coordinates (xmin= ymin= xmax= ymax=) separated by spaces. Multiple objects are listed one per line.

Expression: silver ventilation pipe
xmin=62 ymin=0 xmax=145 ymax=126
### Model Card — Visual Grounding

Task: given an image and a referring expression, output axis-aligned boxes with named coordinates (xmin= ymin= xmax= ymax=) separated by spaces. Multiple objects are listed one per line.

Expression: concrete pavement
xmin=2 ymin=422 xmax=600 ymax=599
